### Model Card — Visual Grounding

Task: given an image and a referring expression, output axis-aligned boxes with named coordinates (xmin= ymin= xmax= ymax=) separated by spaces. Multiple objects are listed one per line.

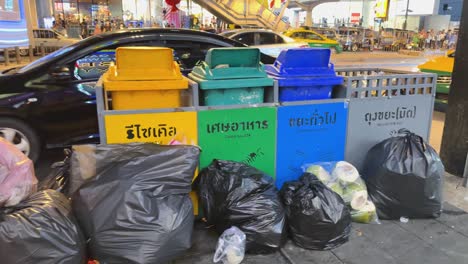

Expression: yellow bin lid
xmin=106 ymin=47 xmax=183 ymax=81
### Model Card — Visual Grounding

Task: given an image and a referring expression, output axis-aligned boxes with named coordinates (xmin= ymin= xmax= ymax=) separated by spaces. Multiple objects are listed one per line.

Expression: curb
xmin=398 ymin=50 xmax=422 ymax=56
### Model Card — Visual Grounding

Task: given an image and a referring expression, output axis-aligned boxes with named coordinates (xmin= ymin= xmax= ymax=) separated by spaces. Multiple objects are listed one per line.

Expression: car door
xmin=258 ymin=32 xmax=285 ymax=45
xmin=44 ymin=30 xmax=60 ymax=47
xmin=50 ymin=30 xmax=69 ymax=48
xmin=25 ymin=35 xmax=162 ymax=146
xmin=158 ymin=33 xmax=239 ymax=74
xmin=33 ymin=29 xmax=50 ymax=47
xmin=25 ymin=33 xmax=238 ymax=146
xmin=290 ymin=32 xmax=307 ymax=42
xmin=231 ymin=32 xmax=256 ymax=46
xmin=304 ymin=32 xmax=327 ymax=47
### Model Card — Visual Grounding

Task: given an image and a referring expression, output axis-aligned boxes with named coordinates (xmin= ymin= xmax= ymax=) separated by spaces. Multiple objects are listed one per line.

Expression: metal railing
xmin=1 ymin=44 xmax=61 ymax=66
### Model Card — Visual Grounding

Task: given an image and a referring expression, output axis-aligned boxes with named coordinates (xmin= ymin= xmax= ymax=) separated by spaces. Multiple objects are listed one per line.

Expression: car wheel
xmin=18 ymin=49 xmax=29 ymax=56
xmin=351 ymin=44 xmax=359 ymax=52
xmin=0 ymin=118 xmax=40 ymax=162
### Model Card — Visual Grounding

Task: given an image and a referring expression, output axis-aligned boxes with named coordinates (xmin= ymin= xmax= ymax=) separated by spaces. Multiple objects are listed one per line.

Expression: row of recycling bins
xmin=97 ymin=46 xmax=437 ymax=192
xmin=102 ymin=47 xmax=343 ymax=109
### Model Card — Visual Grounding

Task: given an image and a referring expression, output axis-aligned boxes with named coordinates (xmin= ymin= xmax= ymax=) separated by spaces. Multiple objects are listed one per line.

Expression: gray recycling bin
xmin=336 ymin=68 xmax=437 ymax=171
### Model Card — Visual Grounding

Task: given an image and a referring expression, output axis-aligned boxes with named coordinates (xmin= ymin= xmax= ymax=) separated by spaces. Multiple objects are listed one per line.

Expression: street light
xmin=402 ymin=0 xmax=412 ymax=30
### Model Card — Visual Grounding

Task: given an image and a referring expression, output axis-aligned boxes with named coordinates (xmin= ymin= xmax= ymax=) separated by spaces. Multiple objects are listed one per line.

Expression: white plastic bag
xmin=213 ymin=226 xmax=246 ymax=264
xmin=0 ymin=138 xmax=37 ymax=207
xmin=302 ymin=161 xmax=380 ymax=224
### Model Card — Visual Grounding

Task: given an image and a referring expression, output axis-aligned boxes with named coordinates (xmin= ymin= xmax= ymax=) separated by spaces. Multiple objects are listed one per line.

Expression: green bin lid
xmin=190 ymin=47 xmax=269 ymax=80
xmin=188 ymin=73 xmax=273 ymax=90
xmin=206 ymin=47 xmax=261 ymax=68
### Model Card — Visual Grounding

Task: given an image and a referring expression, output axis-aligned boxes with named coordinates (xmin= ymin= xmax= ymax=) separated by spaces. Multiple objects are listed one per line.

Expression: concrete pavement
xmin=174 ymin=204 xmax=468 ymax=264
xmin=25 ymin=50 xmax=467 ymax=264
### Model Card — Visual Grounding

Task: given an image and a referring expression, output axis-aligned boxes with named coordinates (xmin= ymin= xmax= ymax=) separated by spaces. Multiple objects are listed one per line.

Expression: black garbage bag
xmin=0 ymin=190 xmax=86 ymax=264
xmin=197 ymin=160 xmax=287 ymax=253
xmin=37 ymin=156 xmax=70 ymax=194
xmin=280 ymin=173 xmax=352 ymax=250
xmin=362 ymin=129 xmax=444 ymax=219
xmin=72 ymin=143 xmax=200 ymax=264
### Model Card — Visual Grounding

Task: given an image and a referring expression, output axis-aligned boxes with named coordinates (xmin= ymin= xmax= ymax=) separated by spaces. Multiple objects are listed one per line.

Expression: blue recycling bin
xmin=265 ymin=48 xmax=344 ymax=102
xmin=275 ymin=102 xmax=348 ymax=189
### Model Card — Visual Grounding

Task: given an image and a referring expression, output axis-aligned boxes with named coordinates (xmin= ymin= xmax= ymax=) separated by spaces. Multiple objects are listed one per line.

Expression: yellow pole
xmin=274 ymin=0 xmax=291 ymax=30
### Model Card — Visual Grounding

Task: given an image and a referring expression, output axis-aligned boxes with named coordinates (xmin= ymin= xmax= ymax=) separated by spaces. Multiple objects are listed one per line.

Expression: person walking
xmin=80 ymin=19 xmax=88 ymax=39
xmin=448 ymin=31 xmax=457 ymax=49
xmin=419 ymin=30 xmax=426 ymax=49
xmin=425 ymin=31 xmax=432 ymax=49
xmin=103 ymin=21 xmax=111 ymax=32
xmin=441 ymin=30 xmax=447 ymax=49
xmin=438 ymin=30 xmax=446 ymax=49
xmin=430 ymin=30 xmax=436 ymax=49
xmin=93 ymin=19 xmax=102 ymax=35
xmin=411 ymin=33 xmax=420 ymax=50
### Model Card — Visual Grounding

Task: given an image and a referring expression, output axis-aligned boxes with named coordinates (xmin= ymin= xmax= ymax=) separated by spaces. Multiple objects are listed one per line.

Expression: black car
xmin=0 ymin=28 xmax=274 ymax=161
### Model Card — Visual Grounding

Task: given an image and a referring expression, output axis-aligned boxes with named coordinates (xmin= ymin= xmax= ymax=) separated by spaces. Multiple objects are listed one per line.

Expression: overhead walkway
xmin=193 ymin=0 xmax=290 ymax=31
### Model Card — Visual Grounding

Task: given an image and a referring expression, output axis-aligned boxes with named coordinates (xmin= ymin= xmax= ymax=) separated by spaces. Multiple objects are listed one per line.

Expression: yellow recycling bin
xmin=104 ymin=112 xmax=198 ymax=146
xmin=103 ymin=110 xmax=200 ymax=215
xmin=99 ymin=47 xmax=200 ymax=215
xmin=102 ymin=47 xmax=189 ymax=110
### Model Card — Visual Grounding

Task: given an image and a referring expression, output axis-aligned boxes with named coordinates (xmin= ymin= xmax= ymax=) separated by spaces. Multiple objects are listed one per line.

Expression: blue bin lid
xmin=269 ymin=74 xmax=344 ymax=87
xmin=265 ymin=48 xmax=343 ymax=87
xmin=266 ymin=48 xmax=336 ymax=77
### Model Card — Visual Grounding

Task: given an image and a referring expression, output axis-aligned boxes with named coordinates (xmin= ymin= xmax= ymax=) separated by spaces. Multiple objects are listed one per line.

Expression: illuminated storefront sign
xmin=0 ymin=0 xmax=29 ymax=48
xmin=375 ymin=0 xmax=390 ymax=19
xmin=0 ymin=0 xmax=20 ymax=21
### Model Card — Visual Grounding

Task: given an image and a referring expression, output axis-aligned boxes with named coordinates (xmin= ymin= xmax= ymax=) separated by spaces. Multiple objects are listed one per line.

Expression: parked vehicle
xmin=32 ymin=28 xmax=81 ymax=48
xmin=220 ymin=29 xmax=308 ymax=57
xmin=0 ymin=29 xmax=272 ymax=161
xmin=337 ymin=27 xmax=375 ymax=52
xmin=283 ymin=29 xmax=342 ymax=53
xmin=300 ymin=26 xmax=339 ymax=41
xmin=15 ymin=29 xmax=81 ymax=56
xmin=377 ymin=28 xmax=415 ymax=51
xmin=418 ymin=50 xmax=455 ymax=105
xmin=377 ymin=29 xmax=395 ymax=51
xmin=391 ymin=29 xmax=416 ymax=51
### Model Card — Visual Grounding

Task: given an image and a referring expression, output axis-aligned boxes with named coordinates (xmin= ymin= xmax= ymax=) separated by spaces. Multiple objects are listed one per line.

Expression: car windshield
xmin=53 ymin=29 xmax=68 ymax=38
xmin=18 ymin=45 xmax=78 ymax=73
xmin=325 ymin=32 xmax=337 ymax=39
xmin=282 ymin=35 xmax=296 ymax=43
xmin=220 ymin=31 xmax=238 ymax=38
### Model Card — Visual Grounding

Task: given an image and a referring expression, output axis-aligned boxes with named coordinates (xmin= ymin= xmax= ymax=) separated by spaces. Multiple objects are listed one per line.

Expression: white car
xmin=29 ymin=28 xmax=80 ymax=54
xmin=1 ymin=28 xmax=79 ymax=57
xmin=220 ymin=29 xmax=308 ymax=58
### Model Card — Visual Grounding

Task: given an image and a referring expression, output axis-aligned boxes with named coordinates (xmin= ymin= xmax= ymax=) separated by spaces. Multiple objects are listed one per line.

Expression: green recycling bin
xmin=198 ymin=107 xmax=277 ymax=177
xmin=189 ymin=48 xmax=273 ymax=106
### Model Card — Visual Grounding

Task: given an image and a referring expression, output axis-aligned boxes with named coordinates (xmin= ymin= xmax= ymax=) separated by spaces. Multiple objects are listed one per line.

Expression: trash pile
xmin=197 ymin=160 xmax=287 ymax=253
xmin=362 ymin=129 xmax=444 ymax=219
xmin=0 ymin=138 xmax=86 ymax=263
xmin=280 ymin=173 xmax=352 ymax=250
xmin=302 ymin=161 xmax=380 ymax=224
xmin=72 ymin=144 xmax=199 ymax=263
xmin=0 ymin=137 xmax=37 ymax=207
xmin=0 ymin=128 xmax=445 ymax=263
xmin=214 ymin=226 xmax=246 ymax=264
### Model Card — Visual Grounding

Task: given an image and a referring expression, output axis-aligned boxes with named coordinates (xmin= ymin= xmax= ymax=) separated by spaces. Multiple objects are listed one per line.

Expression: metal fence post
xmin=15 ymin=46 xmax=21 ymax=64
xmin=462 ymin=153 xmax=468 ymax=187
xmin=4 ymin=48 xmax=10 ymax=66
xmin=40 ymin=43 xmax=45 ymax=57
xmin=29 ymin=45 xmax=33 ymax=62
